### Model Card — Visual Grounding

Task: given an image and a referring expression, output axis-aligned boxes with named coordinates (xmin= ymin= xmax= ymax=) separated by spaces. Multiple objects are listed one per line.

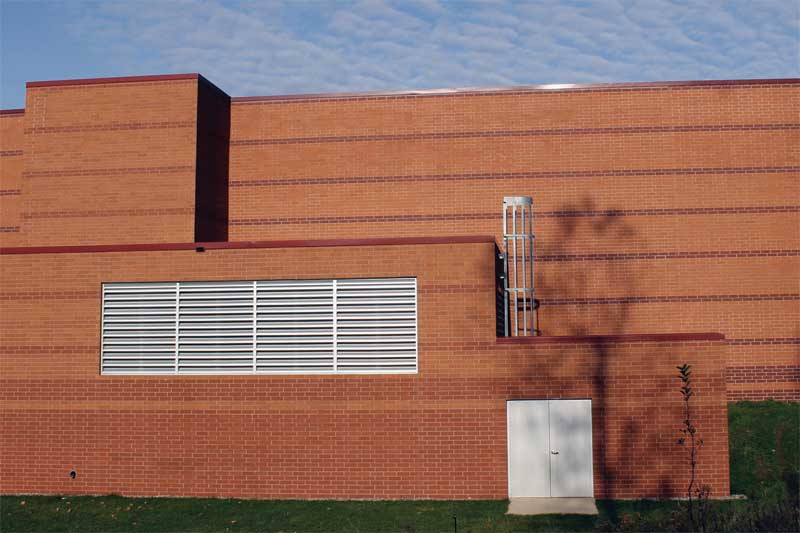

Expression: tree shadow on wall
xmin=527 ymin=197 xmax=654 ymax=507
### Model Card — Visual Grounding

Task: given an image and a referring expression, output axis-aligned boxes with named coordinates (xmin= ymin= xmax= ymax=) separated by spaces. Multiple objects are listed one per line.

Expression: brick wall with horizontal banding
xmin=19 ymin=76 xmax=201 ymax=246
xmin=227 ymin=81 xmax=800 ymax=401
xmin=0 ymin=240 xmax=730 ymax=499
xmin=0 ymin=110 xmax=24 ymax=246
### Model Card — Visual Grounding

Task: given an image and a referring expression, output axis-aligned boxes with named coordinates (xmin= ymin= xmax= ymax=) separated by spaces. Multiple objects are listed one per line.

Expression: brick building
xmin=0 ymin=73 xmax=797 ymax=500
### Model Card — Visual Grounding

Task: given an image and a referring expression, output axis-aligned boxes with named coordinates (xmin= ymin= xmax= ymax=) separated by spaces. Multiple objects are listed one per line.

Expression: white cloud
xmin=67 ymin=0 xmax=799 ymax=97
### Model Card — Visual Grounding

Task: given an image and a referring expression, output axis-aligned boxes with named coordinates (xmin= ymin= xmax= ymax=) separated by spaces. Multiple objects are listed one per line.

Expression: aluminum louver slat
xmin=177 ymin=281 xmax=254 ymax=373
xmin=335 ymin=277 xmax=417 ymax=373
xmin=255 ymin=280 xmax=335 ymax=373
xmin=101 ymin=277 xmax=416 ymax=375
xmin=101 ymin=282 xmax=177 ymax=374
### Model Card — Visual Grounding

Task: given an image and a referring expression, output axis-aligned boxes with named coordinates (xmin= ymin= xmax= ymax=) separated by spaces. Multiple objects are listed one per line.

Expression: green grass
xmin=0 ymin=496 xmax=690 ymax=532
xmin=728 ymin=400 xmax=799 ymax=499
xmin=2 ymin=401 xmax=797 ymax=532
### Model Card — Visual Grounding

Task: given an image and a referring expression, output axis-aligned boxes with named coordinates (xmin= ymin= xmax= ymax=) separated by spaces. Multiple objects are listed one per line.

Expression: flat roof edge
xmin=232 ymin=78 xmax=800 ymax=104
xmin=497 ymin=332 xmax=726 ymax=344
xmin=0 ymin=235 xmax=496 ymax=255
xmin=0 ymin=108 xmax=24 ymax=116
xmin=26 ymin=73 xmax=202 ymax=88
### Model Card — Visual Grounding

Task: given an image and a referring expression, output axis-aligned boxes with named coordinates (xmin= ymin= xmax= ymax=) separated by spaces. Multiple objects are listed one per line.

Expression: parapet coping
xmin=232 ymin=78 xmax=800 ymax=103
xmin=26 ymin=73 xmax=202 ymax=88
xmin=497 ymin=333 xmax=726 ymax=344
xmin=3 ymin=74 xmax=796 ymax=114
xmin=0 ymin=235 xmax=496 ymax=255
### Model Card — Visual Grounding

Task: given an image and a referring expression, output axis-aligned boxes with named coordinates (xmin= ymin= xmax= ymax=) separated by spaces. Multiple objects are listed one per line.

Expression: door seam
xmin=547 ymin=400 xmax=553 ymax=497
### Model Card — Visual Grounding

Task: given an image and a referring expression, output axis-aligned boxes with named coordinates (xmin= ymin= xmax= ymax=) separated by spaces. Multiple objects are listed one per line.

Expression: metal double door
xmin=507 ymin=399 xmax=594 ymax=497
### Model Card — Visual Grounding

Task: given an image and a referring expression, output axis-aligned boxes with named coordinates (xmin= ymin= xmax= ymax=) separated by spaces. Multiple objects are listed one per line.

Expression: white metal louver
xmin=335 ymin=278 xmax=417 ymax=373
xmin=101 ymin=277 xmax=417 ymax=375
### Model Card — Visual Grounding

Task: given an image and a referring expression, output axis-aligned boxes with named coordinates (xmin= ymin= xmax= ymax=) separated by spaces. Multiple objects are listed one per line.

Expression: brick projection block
xmin=0 ymin=242 xmax=730 ymax=499
xmin=12 ymin=75 xmax=230 ymax=246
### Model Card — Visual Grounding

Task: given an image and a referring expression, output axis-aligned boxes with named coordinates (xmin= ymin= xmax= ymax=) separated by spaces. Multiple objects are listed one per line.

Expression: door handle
xmin=551 ymin=450 xmax=559 ymax=455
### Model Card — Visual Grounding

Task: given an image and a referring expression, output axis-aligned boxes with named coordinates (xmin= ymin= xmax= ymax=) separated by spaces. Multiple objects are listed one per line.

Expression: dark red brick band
xmin=497 ymin=332 xmax=725 ymax=344
xmin=229 ymin=206 xmax=799 ymax=226
xmin=0 ymin=290 xmax=100 ymax=301
xmin=230 ymin=165 xmax=800 ymax=188
xmin=22 ymin=208 xmax=194 ymax=220
xmin=22 ymin=165 xmax=195 ymax=179
xmin=0 ymin=235 xmax=495 ymax=255
xmin=0 ymin=150 xmax=23 ymax=157
xmin=537 ymin=249 xmax=800 ymax=262
xmin=0 ymin=189 xmax=21 ymax=196
xmin=541 ymin=293 xmax=798 ymax=306
xmin=728 ymin=337 xmax=800 ymax=345
xmin=231 ymin=123 xmax=799 ymax=147
xmin=24 ymin=121 xmax=195 ymax=135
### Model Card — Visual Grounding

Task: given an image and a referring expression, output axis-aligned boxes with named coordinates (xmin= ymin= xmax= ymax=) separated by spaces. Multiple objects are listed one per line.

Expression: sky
xmin=1 ymin=0 xmax=798 ymax=108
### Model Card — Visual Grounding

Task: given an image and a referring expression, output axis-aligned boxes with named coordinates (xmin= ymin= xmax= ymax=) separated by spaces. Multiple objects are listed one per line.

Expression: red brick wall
xmin=19 ymin=76 xmax=200 ymax=246
xmin=227 ymin=81 xmax=800 ymax=401
xmin=0 ymin=241 xmax=729 ymax=499
xmin=0 ymin=111 xmax=24 ymax=246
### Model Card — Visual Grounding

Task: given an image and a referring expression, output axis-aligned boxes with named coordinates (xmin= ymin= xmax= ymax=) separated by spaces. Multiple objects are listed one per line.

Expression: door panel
xmin=507 ymin=400 xmax=551 ymax=497
xmin=549 ymin=399 xmax=594 ymax=497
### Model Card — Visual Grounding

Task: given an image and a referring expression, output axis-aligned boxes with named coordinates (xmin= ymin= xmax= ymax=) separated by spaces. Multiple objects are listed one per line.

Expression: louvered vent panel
xmin=178 ymin=281 xmax=254 ymax=373
xmin=101 ymin=283 xmax=177 ymax=374
xmin=256 ymin=280 xmax=335 ymax=373
xmin=101 ymin=277 xmax=416 ymax=374
xmin=336 ymin=278 xmax=417 ymax=373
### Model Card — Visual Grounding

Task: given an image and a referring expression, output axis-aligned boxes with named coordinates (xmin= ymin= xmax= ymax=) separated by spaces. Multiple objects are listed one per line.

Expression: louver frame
xmin=100 ymin=277 xmax=418 ymax=375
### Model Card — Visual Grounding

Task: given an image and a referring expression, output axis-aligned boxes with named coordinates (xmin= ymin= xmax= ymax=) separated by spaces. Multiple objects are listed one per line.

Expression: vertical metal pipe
xmin=520 ymin=204 xmax=527 ymax=335
xmin=529 ymin=203 xmax=535 ymax=334
xmin=512 ymin=206 xmax=518 ymax=336
xmin=502 ymin=204 xmax=509 ymax=336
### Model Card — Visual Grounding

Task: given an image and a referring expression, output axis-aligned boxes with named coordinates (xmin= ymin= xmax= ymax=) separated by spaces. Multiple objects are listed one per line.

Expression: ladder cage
xmin=502 ymin=196 xmax=535 ymax=336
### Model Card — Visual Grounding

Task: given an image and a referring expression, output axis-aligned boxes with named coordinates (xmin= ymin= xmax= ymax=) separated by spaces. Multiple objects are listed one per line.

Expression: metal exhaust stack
xmin=502 ymin=196 xmax=535 ymax=336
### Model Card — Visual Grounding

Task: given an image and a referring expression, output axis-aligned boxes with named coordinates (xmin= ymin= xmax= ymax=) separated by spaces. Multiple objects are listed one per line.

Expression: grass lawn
xmin=2 ymin=401 xmax=797 ymax=532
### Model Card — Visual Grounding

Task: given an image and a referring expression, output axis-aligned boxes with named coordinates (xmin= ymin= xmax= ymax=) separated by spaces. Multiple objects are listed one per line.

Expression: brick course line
xmin=24 ymin=121 xmax=195 ymax=135
xmin=0 ymin=226 xmax=20 ymax=233
xmin=229 ymin=206 xmax=800 ymax=226
xmin=22 ymin=165 xmax=195 ymax=179
xmin=229 ymin=165 xmax=800 ymax=188
xmin=0 ymin=150 xmax=23 ymax=157
xmin=541 ymin=293 xmax=799 ymax=306
xmin=728 ymin=337 xmax=800 ymax=345
xmin=1 ymin=290 xmax=794 ymax=306
xmin=0 ymin=189 xmax=21 ymax=196
xmin=537 ymin=249 xmax=800 ymax=262
xmin=2 ymin=338 xmax=796 ymax=355
xmin=231 ymin=123 xmax=800 ymax=147
xmin=22 ymin=207 xmax=194 ymax=220
xmin=0 ymin=290 xmax=100 ymax=300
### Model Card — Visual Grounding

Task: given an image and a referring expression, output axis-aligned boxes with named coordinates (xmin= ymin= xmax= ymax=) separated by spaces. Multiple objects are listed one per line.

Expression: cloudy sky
xmin=1 ymin=0 xmax=798 ymax=108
